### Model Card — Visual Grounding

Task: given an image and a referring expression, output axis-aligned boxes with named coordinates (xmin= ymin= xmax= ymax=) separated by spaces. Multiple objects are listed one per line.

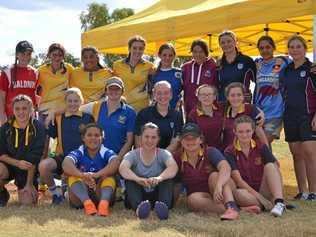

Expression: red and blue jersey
xmin=280 ymin=58 xmax=316 ymax=115
xmin=67 ymin=144 xmax=116 ymax=173
xmin=182 ymin=58 xmax=217 ymax=114
xmin=149 ymin=67 xmax=182 ymax=109
xmin=254 ymin=57 xmax=289 ymax=120
xmin=217 ymin=53 xmax=256 ymax=102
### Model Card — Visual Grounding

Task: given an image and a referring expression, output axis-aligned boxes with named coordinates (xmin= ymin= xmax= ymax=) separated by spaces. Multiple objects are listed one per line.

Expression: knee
xmin=38 ymin=159 xmax=53 ymax=174
xmin=0 ymin=166 xmax=8 ymax=181
xmin=187 ymin=193 xmax=203 ymax=211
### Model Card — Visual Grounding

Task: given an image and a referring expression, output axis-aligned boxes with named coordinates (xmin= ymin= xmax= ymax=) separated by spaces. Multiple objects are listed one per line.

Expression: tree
xmin=80 ymin=3 xmax=134 ymax=67
xmin=111 ymin=8 xmax=134 ymax=23
xmin=80 ymin=3 xmax=111 ymax=32
xmin=80 ymin=3 xmax=134 ymax=32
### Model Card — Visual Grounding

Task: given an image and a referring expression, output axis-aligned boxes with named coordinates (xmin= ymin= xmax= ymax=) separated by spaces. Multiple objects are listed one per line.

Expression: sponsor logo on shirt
xmin=204 ymin=70 xmax=212 ymax=78
xmin=12 ymin=80 xmax=36 ymax=89
xmin=254 ymin=157 xmax=262 ymax=166
xmin=175 ymin=71 xmax=182 ymax=79
xmin=300 ymin=70 xmax=306 ymax=77
xmin=237 ymin=63 xmax=244 ymax=70
xmin=118 ymin=115 xmax=127 ymax=124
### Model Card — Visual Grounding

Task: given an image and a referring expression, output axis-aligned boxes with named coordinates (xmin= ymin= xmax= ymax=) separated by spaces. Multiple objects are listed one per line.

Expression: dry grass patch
xmin=1 ymin=138 xmax=315 ymax=237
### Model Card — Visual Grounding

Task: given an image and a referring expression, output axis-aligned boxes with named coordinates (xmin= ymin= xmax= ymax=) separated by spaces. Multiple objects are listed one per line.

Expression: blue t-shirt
xmin=97 ymin=101 xmax=136 ymax=154
xmin=67 ymin=145 xmax=116 ymax=173
xmin=149 ymin=67 xmax=182 ymax=109
xmin=254 ymin=57 xmax=289 ymax=120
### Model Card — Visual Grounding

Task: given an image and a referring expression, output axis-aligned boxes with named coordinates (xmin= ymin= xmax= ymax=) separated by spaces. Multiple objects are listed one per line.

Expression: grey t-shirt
xmin=123 ymin=148 xmax=172 ymax=178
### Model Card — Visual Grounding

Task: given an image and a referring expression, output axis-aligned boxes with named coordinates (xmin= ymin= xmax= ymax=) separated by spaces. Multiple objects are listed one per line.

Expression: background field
xmin=1 ymin=137 xmax=316 ymax=237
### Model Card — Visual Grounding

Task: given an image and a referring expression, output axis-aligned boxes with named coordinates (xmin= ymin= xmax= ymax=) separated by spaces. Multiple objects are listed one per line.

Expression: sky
xmin=0 ymin=0 xmax=158 ymax=66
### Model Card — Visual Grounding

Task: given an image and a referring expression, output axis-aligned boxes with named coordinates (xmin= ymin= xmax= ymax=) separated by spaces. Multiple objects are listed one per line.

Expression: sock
xmin=100 ymin=187 xmax=113 ymax=201
xmin=225 ymin=201 xmax=239 ymax=211
xmin=274 ymin=198 xmax=284 ymax=205
xmin=49 ymin=185 xmax=61 ymax=197
xmin=71 ymin=181 xmax=90 ymax=203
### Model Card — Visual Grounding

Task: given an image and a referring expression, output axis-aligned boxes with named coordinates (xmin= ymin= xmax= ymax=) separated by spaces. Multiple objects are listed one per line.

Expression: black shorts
xmin=52 ymin=155 xmax=64 ymax=176
xmin=283 ymin=112 xmax=316 ymax=142
xmin=1 ymin=162 xmax=38 ymax=190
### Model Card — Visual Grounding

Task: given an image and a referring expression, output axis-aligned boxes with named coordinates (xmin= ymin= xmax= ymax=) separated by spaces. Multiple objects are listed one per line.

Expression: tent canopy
xmin=82 ymin=0 xmax=316 ymax=56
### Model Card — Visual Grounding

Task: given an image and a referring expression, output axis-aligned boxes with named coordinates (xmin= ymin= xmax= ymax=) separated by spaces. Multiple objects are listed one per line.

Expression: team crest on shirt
xmin=174 ymin=71 xmax=182 ymax=79
xmin=204 ymin=70 xmax=212 ymax=78
xmin=237 ymin=63 xmax=244 ymax=70
xmin=300 ymin=70 xmax=306 ymax=77
xmin=118 ymin=115 xmax=127 ymax=124
xmin=254 ymin=157 xmax=262 ymax=166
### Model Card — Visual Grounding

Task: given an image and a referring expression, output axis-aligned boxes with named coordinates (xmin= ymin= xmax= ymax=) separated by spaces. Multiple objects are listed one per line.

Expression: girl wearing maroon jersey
xmin=223 ymin=82 xmax=268 ymax=148
xmin=225 ymin=115 xmax=285 ymax=217
xmin=181 ymin=39 xmax=217 ymax=116
xmin=187 ymin=84 xmax=224 ymax=150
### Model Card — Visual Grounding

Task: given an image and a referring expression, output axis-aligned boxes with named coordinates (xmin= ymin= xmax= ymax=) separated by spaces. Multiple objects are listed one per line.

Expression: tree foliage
xmin=80 ymin=2 xmax=134 ymax=32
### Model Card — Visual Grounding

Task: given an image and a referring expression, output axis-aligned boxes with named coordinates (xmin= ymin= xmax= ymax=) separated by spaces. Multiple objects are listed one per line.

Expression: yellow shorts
xmin=68 ymin=176 xmax=116 ymax=190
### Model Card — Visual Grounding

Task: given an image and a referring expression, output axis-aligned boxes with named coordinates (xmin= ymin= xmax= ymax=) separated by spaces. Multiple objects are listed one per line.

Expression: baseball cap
xmin=180 ymin=123 xmax=202 ymax=139
xmin=16 ymin=40 xmax=34 ymax=53
xmin=106 ymin=76 xmax=124 ymax=90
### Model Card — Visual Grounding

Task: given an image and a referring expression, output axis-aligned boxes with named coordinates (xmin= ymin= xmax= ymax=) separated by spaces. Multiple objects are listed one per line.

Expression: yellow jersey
xmin=70 ymin=67 xmax=112 ymax=103
xmin=113 ymin=58 xmax=154 ymax=112
xmin=38 ymin=63 xmax=74 ymax=114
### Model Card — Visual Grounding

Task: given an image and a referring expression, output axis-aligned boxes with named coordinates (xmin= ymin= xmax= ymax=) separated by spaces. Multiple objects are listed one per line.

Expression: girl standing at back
xmin=0 ymin=41 xmax=38 ymax=125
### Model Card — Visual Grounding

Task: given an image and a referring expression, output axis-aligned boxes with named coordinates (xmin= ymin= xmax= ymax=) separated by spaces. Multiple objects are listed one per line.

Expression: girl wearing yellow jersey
xmin=113 ymin=36 xmax=154 ymax=112
xmin=38 ymin=43 xmax=74 ymax=120
xmin=70 ymin=46 xmax=112 ymax=104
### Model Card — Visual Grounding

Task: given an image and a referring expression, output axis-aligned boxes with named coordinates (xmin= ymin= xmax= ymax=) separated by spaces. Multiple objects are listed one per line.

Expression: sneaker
xmin=97 ymin=200 xmax=109 ymax=217
xmin=271 ymin=202 xmax=286 ymax=217
xmin=154 ymin=201 xmax=169 ymax=220
xmin=52 ymin=194 xmax=64 ymax=205
xmin=0 ymin=187 xmax=10 ymax=207
xmin=307 ymin=193 xmax=316 ymax=201
xmin=240 ymin=205 xmax=261 ymax=214
xmin=83 ymin=199 xmax=97 ymax=215
xmin=136 ymin=200 xmax=151 ymax=219
xmin=293 ymin=192 xmax=308 ymax=200
xmin=220 ymin=208 xmax=239 ymax=221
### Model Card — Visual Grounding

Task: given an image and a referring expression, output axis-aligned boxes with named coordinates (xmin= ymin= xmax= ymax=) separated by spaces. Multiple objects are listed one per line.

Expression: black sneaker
xmin=0 ymin=187 xmax=10 ymax=207
xmin=293 ymin=192 xmax=308 ymax=201
xmin=307 ymin=193 xmax=316 ymax=201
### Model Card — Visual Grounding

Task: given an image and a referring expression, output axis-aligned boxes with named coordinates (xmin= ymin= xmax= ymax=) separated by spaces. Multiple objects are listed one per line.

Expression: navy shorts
xmin=0 ymin=162 xmax=38 ymax=190
xmin=283 ymin=112 xmax=316 ymax=142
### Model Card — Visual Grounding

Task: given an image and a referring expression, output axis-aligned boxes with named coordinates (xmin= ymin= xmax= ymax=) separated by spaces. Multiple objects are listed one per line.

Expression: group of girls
xmin=0 ymin=31 xmax=315 ymax=221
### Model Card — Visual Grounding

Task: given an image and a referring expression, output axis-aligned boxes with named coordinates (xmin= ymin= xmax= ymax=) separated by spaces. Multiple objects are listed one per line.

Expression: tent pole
xmin=265 ymin=24 xmax=269 ymax=36
xmin=314 ymin=15 xmax=316 ymax=62
xmin=208 ymin=34 xmax=212 ymax=52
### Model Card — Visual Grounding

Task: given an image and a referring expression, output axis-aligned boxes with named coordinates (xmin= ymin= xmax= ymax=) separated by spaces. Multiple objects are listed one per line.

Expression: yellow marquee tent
xmin=81 ymin=0 xmax=316 ymax=56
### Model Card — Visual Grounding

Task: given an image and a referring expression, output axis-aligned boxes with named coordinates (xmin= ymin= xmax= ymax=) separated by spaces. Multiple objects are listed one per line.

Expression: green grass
xmin=1 ymin=138 xmax=316 ymax=237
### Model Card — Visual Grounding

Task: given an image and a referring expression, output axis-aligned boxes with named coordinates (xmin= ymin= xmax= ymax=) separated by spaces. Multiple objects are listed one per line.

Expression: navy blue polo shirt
xmin=281 ymin=58 xmax=316 ymax=115
xmin=217 ymin=53 xmax=256 ymax=102
xmin=48 ymin=112 xmax=94 ymax=156
xmin=97 ymin=101 xmax=136 ymax=153
xmin=134 ymin=105 xmax=183 ymax=149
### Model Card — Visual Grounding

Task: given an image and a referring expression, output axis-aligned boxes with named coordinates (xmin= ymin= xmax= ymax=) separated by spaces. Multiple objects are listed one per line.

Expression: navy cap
xmin=180 ymin=123 xmax=202 ymax=139
xmin=16 ymin=40 xmax=33 ymax=53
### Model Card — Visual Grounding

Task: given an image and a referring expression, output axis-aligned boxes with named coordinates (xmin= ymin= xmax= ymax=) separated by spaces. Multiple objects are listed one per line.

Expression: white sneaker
xmin=271 ymin=202 xmax=286 ymax=217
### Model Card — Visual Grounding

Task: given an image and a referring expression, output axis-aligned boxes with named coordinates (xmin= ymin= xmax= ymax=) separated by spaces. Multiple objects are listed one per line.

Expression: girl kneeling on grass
xmin=0 ymin=95 xmax=45 ymax=206
xmin=119 ymin=122 xmax=178 ymax=220
xmin=224 ymin=115 xmax=286 ymax=217
xmin=62 ymin=123 xmax=120 ymax=217
xmin=173 ymin=123 xmax=252 ymax=221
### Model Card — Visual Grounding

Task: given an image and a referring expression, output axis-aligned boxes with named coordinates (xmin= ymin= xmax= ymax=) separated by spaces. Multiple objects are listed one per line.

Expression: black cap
xmin=180 ymin=123 xmax=202 ymax=139
xmin=106 ymin=76 xmax=124 ymax=90
xmin=16 ymin=40 xmax=33 ymax=53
